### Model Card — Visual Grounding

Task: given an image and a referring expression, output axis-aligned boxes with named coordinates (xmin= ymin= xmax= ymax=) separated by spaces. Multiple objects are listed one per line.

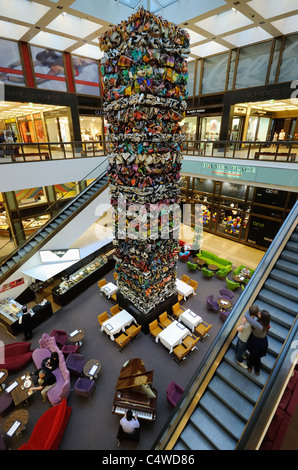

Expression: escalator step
xmin=179 ymin=423 xmax=216 ymax=450
xmin=270 ymin=268 xmax=298 ymax=289
xmin=217 ymin=361 xmax=265 ymax=399
xmin=264 ymin=278 xmax=298 ymax=303
xmin=208 ymin=375 xmax=254 ymax=421
xmin=281 ymin=249 xmax=298 ymax=264
xmin=275 ymin=258 xmax=298 ymax=276
xmin=256 ymin=299 xmax=294 ymax=328
xmin=190 ymin=407 xmax=237 ymax=450
xmin=200 ymin=391 xmax=246 ymax=440
xmin=258 ymin=288 xmax=297 ymax=314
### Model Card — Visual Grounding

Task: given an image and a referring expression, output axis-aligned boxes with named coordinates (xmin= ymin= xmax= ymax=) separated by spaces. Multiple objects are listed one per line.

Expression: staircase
xmin=168 ymin=219 xmax=298 ymax=450
xmin=0 ymin=172 xmax=109 ymax=283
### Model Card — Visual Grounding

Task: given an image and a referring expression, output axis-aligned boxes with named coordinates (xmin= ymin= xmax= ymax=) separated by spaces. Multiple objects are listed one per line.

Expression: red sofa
xmin=0 ymin=342 xmax=33 ymax=373
xmin=18 ymin=398 xmax=71 ymax=450
xmin=260 ymin=367 xmax=298 ymax=450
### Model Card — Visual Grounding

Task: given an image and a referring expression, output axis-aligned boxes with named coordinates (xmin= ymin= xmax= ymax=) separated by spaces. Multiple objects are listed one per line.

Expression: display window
xmin=30 ymin=46 xmax=67 ymax=92
xmin=33 ymin=114 xmax=46 ymax=143
xmin=200 ymin=116 xmax=222 ymax=140
xmin=80 ymin=116 xmax=104 ymax=145
xmin=18 ymin=117 xmax=35 ymax=143
xmin=181 ymin=116 xmax=197 ymax=141
xmin=54 ymin=182 xmax=79 ymax=200
xmin=16 ymin=187 xmax=46 ymax=207
xmin=72 ymin=55 xmax=100 ymax=97
xmin=0 ymin=38 xmax=25 ymax=87
xmin=22 ymin=214 xmax=50 ymax=238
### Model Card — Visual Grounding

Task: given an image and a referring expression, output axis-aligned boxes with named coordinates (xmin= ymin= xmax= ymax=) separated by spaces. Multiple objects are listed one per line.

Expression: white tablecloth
xmin=156 ymin=320 xmax=189 ymax=353
xmin=179 ymin=309 xmax=202 ymax=332
xmin=175 ymin=279 xmax=194 ymax=300
xmin=101 ymin=309 xmax=135 ymax=340
xmin=101 ymin=282 xmax=118 ymax=299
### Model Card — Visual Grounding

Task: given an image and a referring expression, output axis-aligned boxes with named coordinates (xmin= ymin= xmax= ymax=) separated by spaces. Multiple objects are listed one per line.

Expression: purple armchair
xmin=74 ymin=377 xmax=95 ymax=401
xmin=65 ymin=353 xmax=86 ymax=376
xmin=219 ymin=288 xmax=234 ymax=300
xmin=166 ymin=381 xmax=184 ymax=407
xmin=206 ymin=294 xmax=219 ymax=312
xmin=50 ymin=330 xmax=68 ymax=348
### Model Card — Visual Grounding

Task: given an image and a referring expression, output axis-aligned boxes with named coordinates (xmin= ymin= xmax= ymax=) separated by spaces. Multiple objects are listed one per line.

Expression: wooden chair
xmin=159 ymin=312 xmax=173 ymax=328
xmin=189 ymin=279 xmax=198 ymax=295
xmin=126 ymin=323 xmax=141 ymax=341
xmin=180 ymin=274 xmax=190 ymax=284
xmin=149 ymin=319 xmax=163 ymax=339
xmin=98 ymin=279 xmax=107 ymax=290
xmin=172 ymin=344 xmax=191 ymax=364
xmin=113 ymin=272 xmax=119 ymax=282
xmin=178 ymin=294 xmax=184 ymax=302
xmin=110 ymin=304 xmax=120 ymax=316
xmin=115 ymin=332 xmax=131 ymax=352
xmin=98 ymin=311 xmax=109 ymax=327
xmin=195 ymin=321 xmax=212 ymax=340
xmin=172 ymin=302 xmax=185 ymax=319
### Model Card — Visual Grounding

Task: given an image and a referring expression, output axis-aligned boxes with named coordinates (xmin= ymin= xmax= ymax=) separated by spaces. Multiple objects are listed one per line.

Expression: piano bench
xmin=116 ymin=425 xmax=140 ymax=448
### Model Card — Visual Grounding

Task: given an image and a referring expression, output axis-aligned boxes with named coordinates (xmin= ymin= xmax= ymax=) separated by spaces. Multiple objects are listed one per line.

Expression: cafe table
xmin=83 ymin=359 xmax=101 ymax=379
xmin=0 ymin=369 xmax=8 ymax=389
xmin=218 ymin=298 xmax=232 ymax=310
xmin=6 ymin=372 xmax=35 ymax=407
xmin=175 ymin=278 xmax=194 ymax=301
xmin=156 ymin=320 xmax=189 ymax=353
xmin=5 ymin=408 xmax=29 ymax=437
xmin=101 ymin=282 xmax=118 ymax=299
xmin=69 ymin=329 xmax=85 ymax=346
xmin=179 ymin=309 xmax=202 ymax=332
xmin=101 ymin=309 xmax=135 ymax=340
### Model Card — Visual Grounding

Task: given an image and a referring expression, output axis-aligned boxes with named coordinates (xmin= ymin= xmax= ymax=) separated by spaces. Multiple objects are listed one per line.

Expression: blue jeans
xmin=235 ymin=338 xmax=247 ymax=362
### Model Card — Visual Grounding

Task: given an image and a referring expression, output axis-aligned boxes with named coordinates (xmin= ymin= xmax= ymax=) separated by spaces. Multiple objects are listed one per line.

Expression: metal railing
xmin=0 ymin=139 xmax=298 ymax=163
xmin=0 ymin=140 xmax=107 ymax=162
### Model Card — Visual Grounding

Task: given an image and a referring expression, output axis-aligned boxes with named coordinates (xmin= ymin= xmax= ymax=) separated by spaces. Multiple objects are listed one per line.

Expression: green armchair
xmin=216 ymin=265 xmax=232 ymax=278
xmin=201 ymin=267 xmax=214 ymax=278
xmin=226 ymin=277 xmax=240 ymax=290
xmin=186 ymin=261 xmax=197 ymax=271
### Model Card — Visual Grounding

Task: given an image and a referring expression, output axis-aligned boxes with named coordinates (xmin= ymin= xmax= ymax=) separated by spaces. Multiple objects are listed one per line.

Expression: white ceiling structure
xmin=0 ymin=0 xmax=297 ymax=60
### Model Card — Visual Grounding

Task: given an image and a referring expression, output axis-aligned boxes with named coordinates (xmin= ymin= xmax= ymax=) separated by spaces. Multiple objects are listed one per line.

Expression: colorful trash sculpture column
xmin=99 ymin=8 xmax=189 ymax=314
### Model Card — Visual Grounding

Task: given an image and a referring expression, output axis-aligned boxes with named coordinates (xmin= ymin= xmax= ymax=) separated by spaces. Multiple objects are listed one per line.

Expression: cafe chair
xmin=220 ymin=310 xmax=231 ymax=323
xmin=216 ymin=266 xmax=232 ymax=278
xmin=74 ymin=377 xmax=95 ymax=402
xmin=195 ymin=321 xmax=212 ymax=340
xmin=201 ymin=267 xmax=214 ymax=279
xmin=115 ymin=332 xmax=131 ymax=352
xmin=180 ymin=274 xmax=190 ymax=284
xmin=50 ymin=329 xmax=68 ymax=348
xmin=189 ymin=279 xmax=198 ymax=295
xmin=179 ymin=251 xmax=191 ymax=262
xmin=159 ymin=312 xmax=174 ymax=328
xmin=172 ymin=344 xmax=191 ymax=364
xmin=117 ymin=425 xmax=140 ymax=449
xmin=61 ymin=344 xmax=79 ymax=356
xmin=206 ymin=294 xmax=219 ymax=312
xmin=172 ymin=302 xmax=185 ymax=319
xmin=98 ymin=279 xmax=107 ymax=292
xmin=219 ymin=288 xmax=234 ymax=300
xmin=0 ymin=392 xmax=14 ymax=417
xmin=66 ymin=353 xmax=86 ymax=376
xmin=126 ymin=323 xmax=142 ymax=342
xmin=110 ymin=304 xmax=120 ymax=316
xmin=113 ymin=272 xmax=119 ymax=282
xmin=149 ymin=319 xmax=163 ymax=339
xmin=182 ymin=334 xmax=200 ymax=352
xmin=166 ymin=381 xmax=184 ymax=407
xmin=186 ymin=261 xmax=197 ymax=271
xmin=98 ymin=311 xmax=110 ymax=327
xmin=226 ymin=277 xmax=240 ymax=291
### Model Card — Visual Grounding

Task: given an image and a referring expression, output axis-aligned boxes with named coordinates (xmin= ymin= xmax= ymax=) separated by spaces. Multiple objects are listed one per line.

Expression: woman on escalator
xmin=244 ymin=309 xmax=271 ymax=376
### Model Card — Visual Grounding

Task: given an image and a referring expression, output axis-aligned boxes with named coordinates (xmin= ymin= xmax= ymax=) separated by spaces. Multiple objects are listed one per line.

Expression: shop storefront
xmin=180 ymin=176 xmax=297 ymax=250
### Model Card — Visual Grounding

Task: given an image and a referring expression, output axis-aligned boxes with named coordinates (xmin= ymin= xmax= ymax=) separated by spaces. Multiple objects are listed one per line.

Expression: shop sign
xmin=40 ymin=249 xmax=80 ymax=264
xmin=202 ymin=162 xmax=256 ymax=180
xmin=0 ymin=278 xmax=24 ymax=293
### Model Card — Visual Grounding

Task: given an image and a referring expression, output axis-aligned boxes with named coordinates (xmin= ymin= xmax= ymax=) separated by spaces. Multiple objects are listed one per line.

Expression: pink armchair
xmin=166 ymin=381 xmax=184 ymax=407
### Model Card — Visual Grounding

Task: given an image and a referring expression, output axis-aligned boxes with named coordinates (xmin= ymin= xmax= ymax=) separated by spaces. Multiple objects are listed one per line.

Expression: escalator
xmin=0 ymin=164 xmax=109 ymax=284
xmin=154 ymin=201 xmax=298 ymax=451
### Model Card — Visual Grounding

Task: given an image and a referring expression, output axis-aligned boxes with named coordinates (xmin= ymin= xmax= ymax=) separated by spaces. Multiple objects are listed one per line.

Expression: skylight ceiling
xmin=0 ymin=0 xmax=297 ymax=60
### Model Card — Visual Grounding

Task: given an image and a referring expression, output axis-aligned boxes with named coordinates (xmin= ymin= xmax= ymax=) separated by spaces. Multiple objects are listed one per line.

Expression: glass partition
xmin=186 ymin=61 xmax=196 ymax=97
xmin=201 ymin=53 xmax=229 ymax=95
xmin=278 ymin=34 xmax=298 ymax=83
xmin=235 ymin=41 xmax=271 ymax=89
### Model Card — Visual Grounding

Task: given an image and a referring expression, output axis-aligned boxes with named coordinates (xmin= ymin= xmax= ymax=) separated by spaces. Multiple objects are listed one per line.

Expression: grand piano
xmin=112 ymin=358 xmax=157 ymax=422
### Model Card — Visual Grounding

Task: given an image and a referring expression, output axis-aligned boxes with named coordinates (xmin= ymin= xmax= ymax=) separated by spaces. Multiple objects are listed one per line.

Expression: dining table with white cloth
xmin=179 ymin=309 xmax=202 ymax=332
xmin=175 ymin=278 xmax=194 ymax=301
xmin=101 ymin=309 xmax=135 ymax=340
xmin=155 ymin=320 xmax=189 ymax=353
xmin=101 ymin=282 xmax=118 ymax=299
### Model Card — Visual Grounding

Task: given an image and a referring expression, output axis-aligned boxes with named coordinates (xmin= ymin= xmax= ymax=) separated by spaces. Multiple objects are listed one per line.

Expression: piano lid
xmin=115 ymin=358 xmax=154 ymax=390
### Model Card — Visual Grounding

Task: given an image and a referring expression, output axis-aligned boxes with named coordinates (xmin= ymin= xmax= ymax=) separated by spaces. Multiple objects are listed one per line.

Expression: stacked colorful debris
xmin=99 ymin=8 xmax=189 ymax=313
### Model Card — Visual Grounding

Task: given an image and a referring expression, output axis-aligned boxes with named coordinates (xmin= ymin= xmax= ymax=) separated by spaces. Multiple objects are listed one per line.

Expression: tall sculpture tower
xmin=99 ymin=8 xmax=189 ymax=322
